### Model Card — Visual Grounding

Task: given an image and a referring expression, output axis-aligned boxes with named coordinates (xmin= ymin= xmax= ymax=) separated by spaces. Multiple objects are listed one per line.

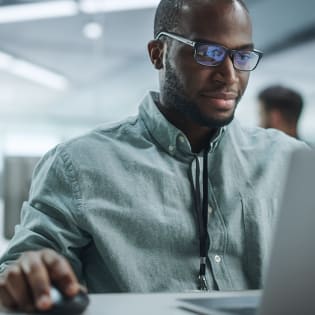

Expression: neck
xmin=272 ymin=121 xmax=298 ymax=139
xmin=285 ymin=127 xmax=298 ymax=139
xmin=156 ymin=103 xmax=217 ymax=153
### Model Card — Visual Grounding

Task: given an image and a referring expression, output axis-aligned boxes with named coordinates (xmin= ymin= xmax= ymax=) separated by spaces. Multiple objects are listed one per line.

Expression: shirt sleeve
xmin=0 ymin=144 xmax=91 ymax=282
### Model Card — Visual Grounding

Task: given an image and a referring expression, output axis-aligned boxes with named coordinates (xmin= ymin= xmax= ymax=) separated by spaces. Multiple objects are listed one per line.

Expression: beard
xmin=162 ymin=59 xmax=241 ymax=129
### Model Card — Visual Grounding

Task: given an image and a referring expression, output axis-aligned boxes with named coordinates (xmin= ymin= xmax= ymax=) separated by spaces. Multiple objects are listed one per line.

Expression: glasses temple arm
xmin=156 ymin=32 xmax=195 ymax=47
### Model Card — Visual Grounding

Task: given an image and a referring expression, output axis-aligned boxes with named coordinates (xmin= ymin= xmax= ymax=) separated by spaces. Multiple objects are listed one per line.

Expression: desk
xmin=0 ymin=290 xmax=260 ymax=315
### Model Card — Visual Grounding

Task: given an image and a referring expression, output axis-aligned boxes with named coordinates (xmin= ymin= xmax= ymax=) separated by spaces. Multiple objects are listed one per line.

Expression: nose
xmin=212 ymin=55 xmax=239 ymax=85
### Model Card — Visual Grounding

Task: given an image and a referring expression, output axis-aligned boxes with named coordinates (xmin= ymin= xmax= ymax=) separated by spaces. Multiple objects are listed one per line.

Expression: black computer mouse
xmin=39 ymin=286 xmax=89 ymax=315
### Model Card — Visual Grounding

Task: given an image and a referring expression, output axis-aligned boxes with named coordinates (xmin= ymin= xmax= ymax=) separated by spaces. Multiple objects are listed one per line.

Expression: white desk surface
xmin=0 ymin=290 xmax=260 ymax=315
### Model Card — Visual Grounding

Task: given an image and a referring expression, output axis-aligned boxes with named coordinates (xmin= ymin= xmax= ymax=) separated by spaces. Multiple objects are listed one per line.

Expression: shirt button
xmin=168 ymin=145 xmax=175 ymax=153
xmin=214 ymin=255 xmax=222 ymax=263
xmin=179 ymin=135 xmax=185 ymax=143
xmin=208 ymin=206 xmax=213 ymax=219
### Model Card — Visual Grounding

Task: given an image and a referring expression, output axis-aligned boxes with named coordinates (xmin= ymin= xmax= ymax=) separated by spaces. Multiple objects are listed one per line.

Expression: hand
xmin=0 ymin=249 xmax=81 ymax=312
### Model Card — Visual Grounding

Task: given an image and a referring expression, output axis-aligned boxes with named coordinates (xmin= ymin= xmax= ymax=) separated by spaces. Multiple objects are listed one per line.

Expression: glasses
xmin=156 ymin=31 xmax=263 ymax=71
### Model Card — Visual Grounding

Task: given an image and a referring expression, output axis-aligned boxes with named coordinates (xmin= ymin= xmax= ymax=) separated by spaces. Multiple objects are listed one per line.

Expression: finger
xmin=41 ymin=249 xmax=80 ymax=297
xmin=19 ymin=251 xmax=52 ymax=311
xmin=3 ymin=265 xmax=34 ymax=311
xmin=0 ymin=278 xmax=18 ymax=310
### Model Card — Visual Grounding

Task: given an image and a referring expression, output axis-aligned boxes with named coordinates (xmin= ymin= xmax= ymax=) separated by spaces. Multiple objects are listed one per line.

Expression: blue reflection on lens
xmin=206 ymin=45 xmax=225 ymax=61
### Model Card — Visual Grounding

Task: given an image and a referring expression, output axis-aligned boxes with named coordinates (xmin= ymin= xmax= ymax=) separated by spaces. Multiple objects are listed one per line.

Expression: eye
xmin=235 ymin=52 xmax=252 ymax=64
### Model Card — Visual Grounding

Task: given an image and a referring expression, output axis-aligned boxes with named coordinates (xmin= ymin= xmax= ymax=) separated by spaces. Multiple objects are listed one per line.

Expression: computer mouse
xmin=39 ymin=286 xmax=90 ymax=315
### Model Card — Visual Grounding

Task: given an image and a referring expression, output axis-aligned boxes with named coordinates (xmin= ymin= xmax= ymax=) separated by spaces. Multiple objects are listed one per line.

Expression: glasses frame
xmin=156 ymin=31 xmax=263 ymax=71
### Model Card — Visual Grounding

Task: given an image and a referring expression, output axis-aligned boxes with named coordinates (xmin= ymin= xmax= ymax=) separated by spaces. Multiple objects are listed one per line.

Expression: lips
xmin=200 ymin=91 xmax=238 ymax=100
xmin=199 ymin=91 xmax=238 ymax=110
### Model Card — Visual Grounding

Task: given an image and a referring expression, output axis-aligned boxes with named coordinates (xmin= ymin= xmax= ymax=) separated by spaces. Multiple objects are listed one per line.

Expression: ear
xmin=147 ymin=40 xmax=164 ymax=70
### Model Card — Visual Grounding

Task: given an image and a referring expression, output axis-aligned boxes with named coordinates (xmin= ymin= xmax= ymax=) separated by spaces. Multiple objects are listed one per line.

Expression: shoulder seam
xmin=58 ymin=145 xmax=84 ymax=224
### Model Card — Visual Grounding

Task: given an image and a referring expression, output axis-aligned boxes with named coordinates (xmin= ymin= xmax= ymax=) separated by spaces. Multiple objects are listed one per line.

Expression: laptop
xmin=179 ymin=148 xmax=315 ymax=315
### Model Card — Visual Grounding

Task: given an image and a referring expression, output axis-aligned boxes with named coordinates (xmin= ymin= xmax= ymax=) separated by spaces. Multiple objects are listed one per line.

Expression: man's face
xmin=159 ymin=1 xmax=253 ymax=128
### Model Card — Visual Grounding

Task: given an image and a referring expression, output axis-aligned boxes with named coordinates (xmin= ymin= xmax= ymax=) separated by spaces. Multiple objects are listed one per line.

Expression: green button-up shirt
xmin=0 ymin=92 xmax=305 ymax=292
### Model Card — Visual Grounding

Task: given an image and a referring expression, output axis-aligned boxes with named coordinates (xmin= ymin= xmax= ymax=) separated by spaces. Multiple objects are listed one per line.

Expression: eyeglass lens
xmin=195 ymin=44 xmax=259 ymax=71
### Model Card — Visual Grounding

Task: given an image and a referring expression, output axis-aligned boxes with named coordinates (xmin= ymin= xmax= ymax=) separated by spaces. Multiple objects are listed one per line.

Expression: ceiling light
xmin=0 ymin=0 xmax=78 ymax=24
xmin=0 ymin=51 xmax=69 ymax=91
xmin=79 ymin=0 xmax=160 ymax=13
xmin=0 ymin=0 xmax=160 ymax=24
xmin=82 ymin=21 xmax=103 ymax=40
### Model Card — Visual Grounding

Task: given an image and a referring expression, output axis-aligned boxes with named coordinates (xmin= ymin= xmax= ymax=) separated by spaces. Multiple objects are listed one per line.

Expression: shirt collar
xmin=139 ymin=91 xmax=226 ymax=160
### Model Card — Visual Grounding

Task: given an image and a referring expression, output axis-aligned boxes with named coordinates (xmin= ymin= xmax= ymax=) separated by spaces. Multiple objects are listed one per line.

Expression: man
xmin=258 ymin=85 xmax=304 ymax=138
xmin=0 ymin=0 xmax=305 ymax=312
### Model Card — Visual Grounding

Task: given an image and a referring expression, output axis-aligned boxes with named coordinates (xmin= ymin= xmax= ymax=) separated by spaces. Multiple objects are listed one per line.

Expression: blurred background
xmin=0 ymin=0 xmax=314 ymax=252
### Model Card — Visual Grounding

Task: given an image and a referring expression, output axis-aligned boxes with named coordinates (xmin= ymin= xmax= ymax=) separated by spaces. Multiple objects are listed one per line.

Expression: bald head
xmin=153 ymin=0 xmax=249 ymax=38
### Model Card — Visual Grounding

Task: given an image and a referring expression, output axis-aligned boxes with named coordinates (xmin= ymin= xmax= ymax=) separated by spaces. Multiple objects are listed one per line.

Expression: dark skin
xmin=148 ymin=0 xmax=252 ymax=152
xmin=0 ymin=249 xmax=82 ymax=312
xmin=0 ymin=1 xmax=254 ymax=312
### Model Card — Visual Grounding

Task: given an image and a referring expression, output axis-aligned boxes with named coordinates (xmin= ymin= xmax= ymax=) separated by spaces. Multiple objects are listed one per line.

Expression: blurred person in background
xmin=258 ymin=85 xmax=304 ymax=139
xmin=0 ymin=0 xmax=306 ymax=313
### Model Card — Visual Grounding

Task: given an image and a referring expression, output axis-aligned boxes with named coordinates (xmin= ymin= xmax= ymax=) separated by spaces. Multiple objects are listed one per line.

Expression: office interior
xmin=0 ymin=0 xmax=314 ymax=254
